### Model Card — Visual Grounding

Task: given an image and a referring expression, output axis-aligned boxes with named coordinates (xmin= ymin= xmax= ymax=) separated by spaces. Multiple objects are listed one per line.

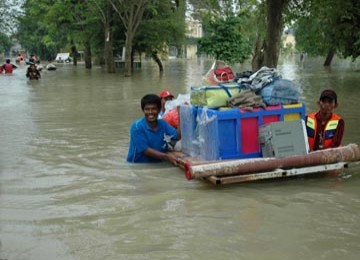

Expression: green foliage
xmin=0 ymin=32 xmax=12 ymax=53
xmin=189 ymin=0 xmax=266 ymax=66
xmin=294 ymin=17 xmax=331 ymax=57
xmin=336 ymin=0 xmax=360 ymax=60
xmin=17 ymin=0 xmax=60 ymax=59
xmin=0 ymin=0 xmax=22 ymax=35
xmin=189 ymin=0 xmax=251 ymax=18
xmin=16 ymin=0 xmax=185 ymax=66
xmin=135 ymin=0 xmax=186 ymax=56
xmin=197 ymin=15 xmax=252 ymax=64
xmin=293 ymin=0 xmax=360 ymax=61
xmin=17 ymin=0 xmax=104 ymax=60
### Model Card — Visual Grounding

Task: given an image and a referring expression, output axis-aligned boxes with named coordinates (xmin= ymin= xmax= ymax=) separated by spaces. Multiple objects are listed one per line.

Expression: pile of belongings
xmin=237 ymin=66 xmax=300 ymax=106
xmin=193 ymin=64 xmax=300 ymax=110
xmin=227 ymin=89 xmax=266 ymax=110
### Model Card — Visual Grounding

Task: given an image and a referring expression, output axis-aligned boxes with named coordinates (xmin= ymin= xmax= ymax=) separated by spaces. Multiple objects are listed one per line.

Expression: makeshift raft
xmin=170 ymin=144 xmax=360 ymax=185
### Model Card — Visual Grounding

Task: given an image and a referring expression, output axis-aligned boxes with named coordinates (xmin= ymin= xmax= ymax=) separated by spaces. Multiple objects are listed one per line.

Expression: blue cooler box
xmin=180 ymin=103 xmax=306 ymax=161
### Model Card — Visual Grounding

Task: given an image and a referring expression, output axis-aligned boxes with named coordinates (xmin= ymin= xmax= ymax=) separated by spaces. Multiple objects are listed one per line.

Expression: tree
xmin=87 ymin=0 xmax=117 ymax=72
xmin=0 ymin=32 xmax=12 ymax=54
xmin=263 ymin=0 xmax=288 ymax=68
xmin=135 ymin=0 xmax=186 ymax=72
xmin=17 ymin=0 xmax=60 ymax=60
xmin=192 ymin=0 xmax=256 ymax=66
xmin=190 ymin=0 xmax=288 ymax=70
xmin=0 ymin=0 xmax=22 ymax=36
xmin=337 ymin=0 xmax=360 ymax=61
xmin=0 ymin=1 xmax=22 ymax=59
xmin=18 ymin=0 xmax=102 ymax=67
xmin=110 ymin=0 xmax=150 ymax=76
xmin=247 ymin=0 xmax=290 ymax=70
xmin=294 ymin=0 xmax=360 ymax=66
xmin=197 ymin=15 xmax=252 ymax=65
xmin=45 ymin=0 xmax=96 ymax=67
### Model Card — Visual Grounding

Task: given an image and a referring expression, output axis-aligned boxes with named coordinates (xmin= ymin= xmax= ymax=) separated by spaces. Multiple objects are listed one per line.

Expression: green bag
xmin=190 ymin=84 xmax=241 ymax=108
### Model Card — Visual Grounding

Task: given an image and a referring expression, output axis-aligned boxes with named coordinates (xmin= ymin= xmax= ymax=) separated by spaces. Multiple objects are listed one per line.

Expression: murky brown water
xmin=1 ymin=57 xmax=360 ymax=260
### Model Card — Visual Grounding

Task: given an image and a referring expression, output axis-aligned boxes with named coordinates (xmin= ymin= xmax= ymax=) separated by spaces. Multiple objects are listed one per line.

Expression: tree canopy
xmin=0 ymin=32 xmax=12 ymax=54
xmin=0 ymin=0 xmax=21 ymax=35
xmin=0 ymin=0 xmax=23 ymax=55
xmin=12 ymin=0 xmax=359 ymax=73
xmin=293 ymin=0 xmax=360 ymax=64
xmin=197 ymin=15 xmax=252 ymax=65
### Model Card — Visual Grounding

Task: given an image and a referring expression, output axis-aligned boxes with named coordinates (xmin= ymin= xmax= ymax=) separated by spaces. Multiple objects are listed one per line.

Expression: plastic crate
xmin=283 ymin=103 xmax=304 ymax=121
xmin=179 ymin=105 xmax=198 ymax=157
xmin=194 ymin=103 xmax=306 ymax=160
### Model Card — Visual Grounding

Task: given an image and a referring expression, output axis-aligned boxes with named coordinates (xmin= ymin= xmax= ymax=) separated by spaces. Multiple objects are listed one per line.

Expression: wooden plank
xmin=186 ymin=144 xmax=360 ymax=180
xmin=206 ymin=162 xmax=347 ymax=185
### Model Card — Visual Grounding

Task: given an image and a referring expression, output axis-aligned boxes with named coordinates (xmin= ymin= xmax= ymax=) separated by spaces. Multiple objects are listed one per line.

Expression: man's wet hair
xmin=141 ymin=94 xmax=161 ymax=111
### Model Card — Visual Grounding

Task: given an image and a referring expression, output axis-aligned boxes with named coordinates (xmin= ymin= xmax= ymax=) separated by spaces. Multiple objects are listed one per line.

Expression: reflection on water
xmin=1 ymin=57 xmax=360 ymax=260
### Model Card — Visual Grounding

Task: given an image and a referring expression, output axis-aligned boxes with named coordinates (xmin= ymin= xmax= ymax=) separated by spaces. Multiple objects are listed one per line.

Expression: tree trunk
xmin=252 ymin=34 xmax=265 ymax=71
xmin=104 ymin=24 xmax=115 ymax=73
xmin=151 ymin=51 xmax=163 ymax=72
xmin=104 ymin=3 xmax=115 ymax=73
xmin=124 ymin=32 xmax=133 ymax=77
xmin=110 ymin=0 xmax=148 ymax=77
xmin=84 ymin=41 xmax=92 ymax=69
xmin=131 ymin=48 xmax=134 ymax=70
xmin=323 ymin=49 xmax=335 ymax=66
xmin=71 ymin=45 xmax=78 ymax=66
xmin=263 ymin=0 xmax=287 ymax=68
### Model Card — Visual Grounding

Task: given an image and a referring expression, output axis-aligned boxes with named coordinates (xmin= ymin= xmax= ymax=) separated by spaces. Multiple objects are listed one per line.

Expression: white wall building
xmin=184 ymin=17 xmax=203 ymax=59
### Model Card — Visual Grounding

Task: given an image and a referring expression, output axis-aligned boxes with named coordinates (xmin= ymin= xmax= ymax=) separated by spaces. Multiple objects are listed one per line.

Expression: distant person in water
xmin=2 ymin=59 xmax=18 ymax=74
xmin=127 ymin=94 xmax=180 ymax=164
xmin=29 ymin=54 xmax=38 ymax=63
xmin=46 ymin=60 xmax=57 ymax=71
xmin=26 ymin=64 xmax=41 ymax=80
xmin=305 ymin=89 xmax=344 ymax=151
xmin=16 ymin=53 xmax=24 ymax=63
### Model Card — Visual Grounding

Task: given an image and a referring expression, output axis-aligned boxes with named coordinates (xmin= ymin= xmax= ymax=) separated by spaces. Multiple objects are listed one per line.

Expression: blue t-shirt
xmin=127 ymin=117 xmax=178 ymax=163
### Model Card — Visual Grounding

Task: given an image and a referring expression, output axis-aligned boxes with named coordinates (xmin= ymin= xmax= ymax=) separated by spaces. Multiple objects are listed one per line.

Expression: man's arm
xmin=144 ymin=148 xmax=179 ymax=166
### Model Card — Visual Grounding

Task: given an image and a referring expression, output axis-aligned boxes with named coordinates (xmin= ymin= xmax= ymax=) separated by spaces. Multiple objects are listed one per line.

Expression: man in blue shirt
xmin=127 ymin=94 xmax=180 ymax=164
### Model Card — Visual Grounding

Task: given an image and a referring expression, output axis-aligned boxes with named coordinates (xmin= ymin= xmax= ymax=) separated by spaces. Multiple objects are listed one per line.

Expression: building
xmin=184 ymin=17 xmax=203 ymax=59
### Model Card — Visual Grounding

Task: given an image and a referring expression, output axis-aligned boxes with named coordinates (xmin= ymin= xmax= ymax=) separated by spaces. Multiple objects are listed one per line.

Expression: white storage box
xmin=259 ymin=119 xmax=309 ymax=158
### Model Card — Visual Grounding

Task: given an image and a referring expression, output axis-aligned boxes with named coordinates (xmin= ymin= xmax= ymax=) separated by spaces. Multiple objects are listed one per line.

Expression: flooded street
xmin=1 ymin=58 xmax=360 ymax=260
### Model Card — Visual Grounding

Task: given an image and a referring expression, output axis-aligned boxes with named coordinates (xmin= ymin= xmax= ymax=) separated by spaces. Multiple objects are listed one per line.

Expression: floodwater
xmin=1 ymin=57 xmax=360 ymax=260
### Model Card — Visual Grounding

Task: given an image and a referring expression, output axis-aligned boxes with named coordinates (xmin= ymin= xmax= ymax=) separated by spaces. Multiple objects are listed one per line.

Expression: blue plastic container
xmin=179 ymin=105 xmax=198 ymax=157
xmin=181 ymin=103 xmax=306 ymax=161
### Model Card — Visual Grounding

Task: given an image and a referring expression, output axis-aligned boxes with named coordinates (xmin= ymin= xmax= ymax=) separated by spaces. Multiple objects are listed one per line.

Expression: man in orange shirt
xmin=305 ymin=89 xmax=344 ymax=151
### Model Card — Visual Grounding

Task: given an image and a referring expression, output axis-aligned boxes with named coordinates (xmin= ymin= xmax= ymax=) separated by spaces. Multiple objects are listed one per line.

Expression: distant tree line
xmin=15 ymin=0 xmax=185 ymax=76
xmin=1 ymin=0 xmax=358 ymax=75
xmin=0 ymin=0 xmax=21 ymax=55
xmin=194 ymin=0 xmax=359 ymax=69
